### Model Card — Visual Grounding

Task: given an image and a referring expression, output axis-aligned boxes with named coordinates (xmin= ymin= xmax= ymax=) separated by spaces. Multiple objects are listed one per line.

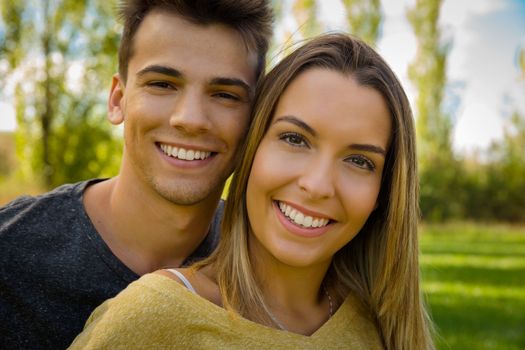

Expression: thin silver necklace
xmin=268 ymin=285 xmax=333 ymax=331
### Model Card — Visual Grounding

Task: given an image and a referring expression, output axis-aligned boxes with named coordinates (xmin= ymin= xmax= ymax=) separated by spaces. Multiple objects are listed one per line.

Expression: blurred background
xmin=0 ymin=0 xmax=524 ymax=349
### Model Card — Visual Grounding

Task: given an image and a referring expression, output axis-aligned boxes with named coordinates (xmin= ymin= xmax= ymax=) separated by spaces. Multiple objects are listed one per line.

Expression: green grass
xmin=420 ymin=223 xmax=525 ymax=350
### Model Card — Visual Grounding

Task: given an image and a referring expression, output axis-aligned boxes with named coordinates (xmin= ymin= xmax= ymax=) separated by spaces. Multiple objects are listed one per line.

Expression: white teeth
xmin=160 ymin=144 xmax=211 ymax=161
xmin=278 ymin=202 xmax=330 ymax=229
xmin=303 ymin=216 xmax=313 ymax=227
xmin=294 ymin=212 xmax=304 ymax=225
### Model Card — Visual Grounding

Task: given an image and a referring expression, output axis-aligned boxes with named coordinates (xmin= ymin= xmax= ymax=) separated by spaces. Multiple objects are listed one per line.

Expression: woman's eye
xmin=279 ymin=132 xmax=308 ymax=147
xmin=346 ymin=155 xmax=375 ymax=171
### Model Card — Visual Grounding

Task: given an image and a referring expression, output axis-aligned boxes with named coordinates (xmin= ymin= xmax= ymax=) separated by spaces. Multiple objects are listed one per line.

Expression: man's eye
xmin=279 ymin=132 xmax=308 ymax=147
xmin=346 ymin=155 xmax=375 ymax=171
xmin=148 ymin=81 xmax=174 ymax=89
xmin=214 ymin=92 xmax=240 ymax=101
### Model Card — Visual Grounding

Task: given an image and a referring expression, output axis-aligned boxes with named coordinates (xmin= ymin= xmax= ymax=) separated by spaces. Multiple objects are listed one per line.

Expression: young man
xmin=0 ymin=1 xmax=273 ymax=349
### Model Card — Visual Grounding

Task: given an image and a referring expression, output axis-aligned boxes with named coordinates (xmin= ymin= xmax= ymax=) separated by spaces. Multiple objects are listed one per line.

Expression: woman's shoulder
xmin=154 ymin=266 xmax=222 ymax=307
xmin=74 ymin=271 xmax=218 ymax=332
xmin=69 ymin=271 xmax=220 ymax=349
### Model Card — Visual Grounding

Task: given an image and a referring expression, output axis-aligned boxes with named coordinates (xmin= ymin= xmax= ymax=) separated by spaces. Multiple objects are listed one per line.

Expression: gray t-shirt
xmin=0 ymin=179 xmax=223 ymax=350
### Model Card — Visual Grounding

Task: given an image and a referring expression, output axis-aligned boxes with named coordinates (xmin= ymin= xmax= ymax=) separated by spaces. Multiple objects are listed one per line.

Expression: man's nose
xmin=169 ymin=90 xmax=211 ymax=134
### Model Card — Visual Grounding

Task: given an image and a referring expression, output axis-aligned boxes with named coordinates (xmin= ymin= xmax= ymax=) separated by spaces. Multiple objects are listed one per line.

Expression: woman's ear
xmin=108 ymin=74 xmax=125 ymax=125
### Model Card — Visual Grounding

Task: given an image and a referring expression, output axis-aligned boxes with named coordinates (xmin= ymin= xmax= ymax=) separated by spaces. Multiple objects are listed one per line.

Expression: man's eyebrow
xmin=349 ymin=143 xmax=387 ymax=156
xmin=136 ymin=65 xmax=182 ymax=79
xmin=210 ymin=77 xmax=252 ymax=96
xmin=273 ymin=116 xmax=317 ymax=136
xmin=135 ymin=67 xmax=252 ymax=96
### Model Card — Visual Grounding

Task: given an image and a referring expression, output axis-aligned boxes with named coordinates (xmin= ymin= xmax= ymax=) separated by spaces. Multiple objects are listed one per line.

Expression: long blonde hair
xmin=196 ymin=33 xmax=434 ymax=350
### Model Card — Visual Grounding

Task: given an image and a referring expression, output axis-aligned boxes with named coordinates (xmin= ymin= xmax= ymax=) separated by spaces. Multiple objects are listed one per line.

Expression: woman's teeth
xmin=278 ymin=202 xmax=330 ymax=228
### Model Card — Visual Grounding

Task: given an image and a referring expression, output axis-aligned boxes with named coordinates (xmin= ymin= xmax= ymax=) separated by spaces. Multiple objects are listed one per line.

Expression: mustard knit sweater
xmin=69 ymin=273 xmax=383 ymax=349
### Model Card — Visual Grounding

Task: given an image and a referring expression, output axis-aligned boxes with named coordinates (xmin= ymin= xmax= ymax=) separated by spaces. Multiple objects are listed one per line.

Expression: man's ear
xmin=108 ymin=74 xmax=125 ymax=125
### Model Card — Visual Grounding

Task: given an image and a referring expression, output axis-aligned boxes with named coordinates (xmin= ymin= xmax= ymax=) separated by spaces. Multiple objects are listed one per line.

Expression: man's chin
xmin=153 ymin=181 xmax=223 ymax=206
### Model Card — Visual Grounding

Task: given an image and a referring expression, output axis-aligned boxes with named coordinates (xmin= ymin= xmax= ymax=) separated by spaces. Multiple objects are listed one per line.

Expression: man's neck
xmin=83 ymin=176 xmax=221 ymax=275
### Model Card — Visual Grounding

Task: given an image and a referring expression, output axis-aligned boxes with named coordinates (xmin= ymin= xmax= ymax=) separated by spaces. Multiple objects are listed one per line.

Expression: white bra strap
xmin=165 ymin=269 xmax=197 ymax=294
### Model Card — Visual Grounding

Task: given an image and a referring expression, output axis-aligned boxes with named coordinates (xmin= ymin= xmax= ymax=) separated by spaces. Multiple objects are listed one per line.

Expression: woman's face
xmin=246 ymin=68 xmax=391 ymax=269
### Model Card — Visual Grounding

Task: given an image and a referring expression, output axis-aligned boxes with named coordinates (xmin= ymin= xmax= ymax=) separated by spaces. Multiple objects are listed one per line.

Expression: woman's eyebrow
xmin=274 ymin=115 xmax=387 ymax=155
xmin=273 ymin=116 xmax=316 ymax=136
xmin=349 ymin=143 xmax=386 ymax=156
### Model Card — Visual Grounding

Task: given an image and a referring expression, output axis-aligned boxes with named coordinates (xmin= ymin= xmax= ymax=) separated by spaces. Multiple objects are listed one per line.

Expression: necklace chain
xmin=268 ymin=285 xmax=333 ymax=331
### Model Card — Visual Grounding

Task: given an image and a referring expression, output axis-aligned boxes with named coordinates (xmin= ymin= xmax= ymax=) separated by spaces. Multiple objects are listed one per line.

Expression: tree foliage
xmin=484 ymin=112 xmax=525 ymax=221
xmin=407 ymin=0 xmax=462 ymax=221
xmin=1 ymin=1 xmax=523 ymax=222
xmin=292 ymin=0 xmax=321 ymax=39
xmin=460 ymin=112 xmax=525 ymax=223
xmin=341 ymin=0 xmax=382 ymax=45
xmin=0 ymin=0 xmax=122 ymax=189
xmin=519 ymin=47 xmax=525 ymax=79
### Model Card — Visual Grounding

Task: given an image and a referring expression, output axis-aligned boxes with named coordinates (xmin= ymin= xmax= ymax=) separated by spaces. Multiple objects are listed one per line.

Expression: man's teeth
xmin=160 ymin=144 xmax=211 ymax=161
xmin=278 ymin=202 xmax=329 ymax=228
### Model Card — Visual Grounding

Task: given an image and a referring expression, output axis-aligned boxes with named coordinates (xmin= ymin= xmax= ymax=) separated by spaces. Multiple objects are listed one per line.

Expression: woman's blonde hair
xmin=196 ymin=33 xmax=434 ymax=350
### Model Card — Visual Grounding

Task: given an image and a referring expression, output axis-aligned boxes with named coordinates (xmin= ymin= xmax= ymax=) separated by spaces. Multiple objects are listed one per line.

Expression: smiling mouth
xmin=277 ymin=201 xmax=332 ymax=229
xmin=159 ymin=143 xmax=213 ymax=161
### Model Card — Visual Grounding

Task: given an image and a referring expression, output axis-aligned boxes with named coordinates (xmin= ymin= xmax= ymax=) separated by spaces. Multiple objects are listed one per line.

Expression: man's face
xmin=108 ymin=10 xmax=257 ymax=205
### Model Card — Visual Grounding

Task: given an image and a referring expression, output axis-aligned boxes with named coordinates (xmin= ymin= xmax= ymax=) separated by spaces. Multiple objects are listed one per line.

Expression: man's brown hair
xmin=117 ymin=0 xmax=273 ymax=83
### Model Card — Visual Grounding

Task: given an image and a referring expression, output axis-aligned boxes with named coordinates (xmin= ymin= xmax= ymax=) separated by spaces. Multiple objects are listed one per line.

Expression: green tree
xmin=292 ymin=0 xmax=320 ymax=39
xmin=458 ymin=48 xmax=525 ymax=223
xmin=0 ymin=0 xmax=121 ymax=189
xmin=341 ymin=0 xmax=382 ymax=45
xmin=407 ymin=0 xmax=460 ymax=221
xmin=484 ymin=112 xmax=525 ymax=221
xmin=519 ymin=46 xmax=525 ymax=79
xmin=480 ymin=49 xmax=525 ymax=222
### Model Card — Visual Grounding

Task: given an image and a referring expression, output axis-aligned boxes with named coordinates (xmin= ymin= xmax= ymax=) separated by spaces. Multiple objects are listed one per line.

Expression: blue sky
xmin=2 ymin=0 xmax=525 ymax=155
xmin=441 ymin=0 xmax=525 ymax=153
xmin=312 ymin=0 xmax=525 ymax=153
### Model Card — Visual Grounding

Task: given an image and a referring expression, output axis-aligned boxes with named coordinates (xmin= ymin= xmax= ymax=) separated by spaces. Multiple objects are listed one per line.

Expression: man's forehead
xmin=129 ymin=11 xmax=258 ymax=84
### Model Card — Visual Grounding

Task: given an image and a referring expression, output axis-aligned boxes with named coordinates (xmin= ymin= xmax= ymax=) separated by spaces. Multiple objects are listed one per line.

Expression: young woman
xmin=70 ymin=33 xmax=434 ymax=350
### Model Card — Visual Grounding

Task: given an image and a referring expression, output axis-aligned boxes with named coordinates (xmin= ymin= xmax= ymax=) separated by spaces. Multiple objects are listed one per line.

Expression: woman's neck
xmin=248 ymin=235 xmax=333 ymax=335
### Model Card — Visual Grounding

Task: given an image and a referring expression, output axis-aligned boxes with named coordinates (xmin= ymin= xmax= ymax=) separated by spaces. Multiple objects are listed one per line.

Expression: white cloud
xmin=377 ymin=0 xmax=418 ymax=114
xmin=1 ymin=0 xmax=524 ymax=155
xmin=379 ymin=0 xmax=525 ymax=153
xmin=442 ymin=0 xmax=525 ymax=152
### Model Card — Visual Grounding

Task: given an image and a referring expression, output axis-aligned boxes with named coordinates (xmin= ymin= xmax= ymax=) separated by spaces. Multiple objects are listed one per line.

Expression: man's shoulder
xmin=1 ymin=182 xmax=76 ymax=209
xmin=0 ymin=179 xmax=106 ymax=233
xmin=1 ymin=179 xmax=104 ymax=214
